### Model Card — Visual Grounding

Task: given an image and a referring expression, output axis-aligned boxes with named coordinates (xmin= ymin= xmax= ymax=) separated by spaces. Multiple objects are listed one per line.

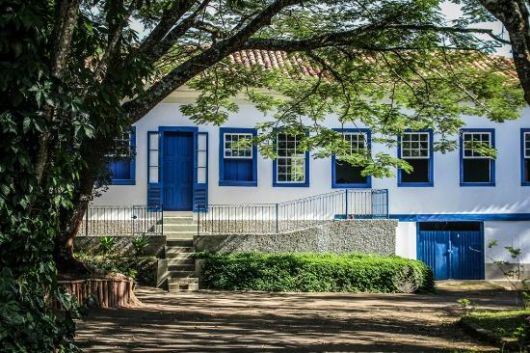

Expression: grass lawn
xmin=461 ymin=309 xmax=530 ymax=347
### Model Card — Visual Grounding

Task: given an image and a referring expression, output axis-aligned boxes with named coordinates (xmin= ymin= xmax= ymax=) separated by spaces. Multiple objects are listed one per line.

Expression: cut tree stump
xmin=56 ymin=274 xmax=140 ymax=309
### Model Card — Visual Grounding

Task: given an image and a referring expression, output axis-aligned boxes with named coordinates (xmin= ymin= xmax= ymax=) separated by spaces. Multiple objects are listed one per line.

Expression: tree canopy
xmin=0 ymin=0 xmax=525 ymax=352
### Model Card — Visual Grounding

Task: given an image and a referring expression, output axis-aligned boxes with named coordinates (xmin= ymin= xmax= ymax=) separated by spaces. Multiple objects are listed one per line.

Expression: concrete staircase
xmin=160 ymin=212 xmax=199 ymax=292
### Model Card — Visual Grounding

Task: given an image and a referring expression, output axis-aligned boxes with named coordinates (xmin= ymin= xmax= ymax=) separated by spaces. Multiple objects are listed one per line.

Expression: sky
xmin=441 ymin=2 xmax=511 ymax=57
xmin=130 ymin=2 xmax=513 ymax=58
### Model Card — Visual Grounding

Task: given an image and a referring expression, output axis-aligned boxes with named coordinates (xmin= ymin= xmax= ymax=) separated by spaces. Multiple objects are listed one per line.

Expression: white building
xmin=94 ymin=51 xmax=530 ymax=281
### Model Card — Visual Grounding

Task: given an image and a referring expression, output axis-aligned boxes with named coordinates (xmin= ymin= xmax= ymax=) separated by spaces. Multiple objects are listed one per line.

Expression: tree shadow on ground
xmin=75 ymin=286 xmax=510 ymax=353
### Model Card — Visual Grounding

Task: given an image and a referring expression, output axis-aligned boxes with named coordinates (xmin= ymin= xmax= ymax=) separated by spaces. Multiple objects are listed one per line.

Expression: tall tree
xmin=459 ymin=0 xmax=530 ymax=104
xmin=0 ymin=0 xmax=523 ymax=351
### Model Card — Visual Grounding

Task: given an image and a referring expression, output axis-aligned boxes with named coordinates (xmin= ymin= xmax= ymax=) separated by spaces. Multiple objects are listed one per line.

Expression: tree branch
xmin=124 ymin=0 xmax=301 ymax=122
xmin=141 ymin=0 xmax=210 ymax=63
xmin=242 ymin=24 xmax=503 ymax=52
xmin=137 ymin=0 xmax=198 ymax=55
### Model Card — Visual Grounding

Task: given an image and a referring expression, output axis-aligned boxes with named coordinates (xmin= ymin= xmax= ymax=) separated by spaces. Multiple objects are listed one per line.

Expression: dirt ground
xmin=75 ymin=281 xmax=520 ymax=353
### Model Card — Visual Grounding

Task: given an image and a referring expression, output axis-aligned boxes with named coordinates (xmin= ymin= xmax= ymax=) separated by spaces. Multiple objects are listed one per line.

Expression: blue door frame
xmin=159 ymin=126 xmax=203 ymax=211
xmin=417 ymin=223 xmax=485 ymax=280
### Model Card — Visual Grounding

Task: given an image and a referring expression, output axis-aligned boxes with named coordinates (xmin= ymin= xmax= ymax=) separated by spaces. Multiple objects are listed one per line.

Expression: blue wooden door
xmin=163 ymin=132 xmax=194 ymax=210
xmin=418 ymin=231 xmax=450 ymax=280
xmin=418 ymin=229 xmax=484 ymax=280
xmin=450 ymin=231 xmax=484 ymax=280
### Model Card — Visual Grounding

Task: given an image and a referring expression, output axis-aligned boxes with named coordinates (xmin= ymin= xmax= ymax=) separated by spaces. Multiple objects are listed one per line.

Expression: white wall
xmin=395 ymin=222 xmax=417 ymax=259
xmin=95 ymin=90 xmax=530 ymax=217
xmin=484 ymin=221 xmax=530 ymax=264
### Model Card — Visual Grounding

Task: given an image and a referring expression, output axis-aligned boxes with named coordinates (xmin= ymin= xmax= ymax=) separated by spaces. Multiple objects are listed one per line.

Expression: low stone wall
xmin=194 ymin=219 xmax=397 ymax=255
xmin=75 ymin=235 xmax=165 ymax=257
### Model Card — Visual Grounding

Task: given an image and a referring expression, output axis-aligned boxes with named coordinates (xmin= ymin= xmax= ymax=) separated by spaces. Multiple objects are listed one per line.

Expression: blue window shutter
xmin=147 ymin=131 xmax=161 ymax=208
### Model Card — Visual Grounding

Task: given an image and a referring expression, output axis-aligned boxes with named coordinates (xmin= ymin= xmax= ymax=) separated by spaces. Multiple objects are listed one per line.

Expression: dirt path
xmin=76 ymin=282 xmax=518 ymax=353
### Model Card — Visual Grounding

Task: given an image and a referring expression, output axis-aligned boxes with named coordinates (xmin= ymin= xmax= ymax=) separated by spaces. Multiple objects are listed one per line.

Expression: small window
xmin=398 ymin=131 xmax=433 ymax=186
xmin=219 ymin=128 xmax=257 ymax=186
xmin=107 ymin=127 xmax=136 ymax=185
xmin=274 ymin=132 xmax=309 ymax=186
xmin=460 ymin=129 xmax=495 ymax=186
xmin=148 ymin=132 xmax=159 ymax=184
xmin=224 ymin=133 xmax=253 ymax=159
xmin=332 ymin=130 xmax=371 ymax=188
xmin=522 ymin=129 xmax=530 ymax=185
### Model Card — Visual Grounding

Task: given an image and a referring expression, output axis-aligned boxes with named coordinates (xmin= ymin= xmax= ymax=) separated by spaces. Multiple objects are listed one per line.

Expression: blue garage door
xmin=418 ymin=224 xmax=484 ymax=280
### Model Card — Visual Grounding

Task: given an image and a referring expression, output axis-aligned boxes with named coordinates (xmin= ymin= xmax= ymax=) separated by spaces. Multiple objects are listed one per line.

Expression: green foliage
xmin=461 ymin=309 xmax=530 ymax=350
xmin=131 ymin=234 xmax=151 ymax=256
xmin=98 ymin=236 xmax=116 ymax=255
xmin=75 ymin=253 xmax=157 ymax=286
xmin=198 ymin=252 xmax=434 ymax=293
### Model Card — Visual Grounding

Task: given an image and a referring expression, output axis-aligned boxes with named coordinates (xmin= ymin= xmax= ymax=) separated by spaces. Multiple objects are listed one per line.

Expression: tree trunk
xmin=55 ymin=136 xmax=109 ymax=273
xmin=479 ymin=0 xmax=530 ymax=104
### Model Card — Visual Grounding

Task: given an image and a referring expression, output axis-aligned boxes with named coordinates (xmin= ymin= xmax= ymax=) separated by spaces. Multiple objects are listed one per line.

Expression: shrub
xmin=131 ymin=234 xmax=150 ymax=256
xmin=198 ymin=252 xmax=434 ymax=293
xmin=98 ymin=236 xmax=115 ymax=255
xmin=75 ymin=253 xmax=157 ymax=286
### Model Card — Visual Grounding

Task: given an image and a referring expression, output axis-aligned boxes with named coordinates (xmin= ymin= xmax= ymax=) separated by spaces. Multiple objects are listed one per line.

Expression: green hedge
xmin=198 ymin=252 xmax=434 ymax=293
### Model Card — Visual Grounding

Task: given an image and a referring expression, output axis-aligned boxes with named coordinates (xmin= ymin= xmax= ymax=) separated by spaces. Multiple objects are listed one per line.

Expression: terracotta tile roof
xmin=227 ymin=49 xmax=518 ymax=80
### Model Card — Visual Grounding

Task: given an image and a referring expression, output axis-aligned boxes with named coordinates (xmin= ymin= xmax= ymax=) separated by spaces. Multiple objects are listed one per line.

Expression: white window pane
xmin=149 ymin=151 xmax=158 ymax=167
xmin=149 ymin=133 xmax=159 ymax=149
xmin=198 ymin=134 xmax=207 ymax=150
xmin=197 ymin=167 xmax=206 ymax=183
xmin=198 ymin=152 xmax=207 ymax=168
xmin=148 ymin=167 xmax=158 ymax=183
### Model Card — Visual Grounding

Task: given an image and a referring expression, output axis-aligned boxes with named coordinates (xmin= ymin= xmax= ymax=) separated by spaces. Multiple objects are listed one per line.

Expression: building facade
xmin=94 ymin=84 xmax=530 ymax=281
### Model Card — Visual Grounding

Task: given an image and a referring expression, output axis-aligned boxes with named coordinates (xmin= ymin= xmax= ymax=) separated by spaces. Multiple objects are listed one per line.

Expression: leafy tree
xmin=458 ymin=0 xmax=530 ymax=105
xmin=0 ymin=0 xmax=523 ymax=351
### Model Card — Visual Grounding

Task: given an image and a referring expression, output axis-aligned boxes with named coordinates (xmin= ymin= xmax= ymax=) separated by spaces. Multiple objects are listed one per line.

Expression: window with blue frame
xmin=107 ymin=127 xmax=136 ymax=185
xmin=219 ymin=128 xmax=257 ymax=186
xmin=460 ymin=129 xmax=495 ymax=186
xmin=398 ymin=130 xmax=433 ymax=186
xmin=522 ymin=129 xmax=530 ymax=186
xmin=332 ymin=129 xmax=371 ymax=188
xmin=273 ymin=132 xmax=309 ymax=187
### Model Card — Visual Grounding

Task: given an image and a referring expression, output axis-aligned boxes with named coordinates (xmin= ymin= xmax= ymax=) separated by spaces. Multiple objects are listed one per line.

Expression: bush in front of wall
xmin=198 ymin=252 xmax=434 ymax=293
xmin=131 ymin=234 xmax=150 ymax=256
xmin=98 ymin=236 xmax=115 ymax=255
xmin=75 ymin=252 xmax=157 ymax=287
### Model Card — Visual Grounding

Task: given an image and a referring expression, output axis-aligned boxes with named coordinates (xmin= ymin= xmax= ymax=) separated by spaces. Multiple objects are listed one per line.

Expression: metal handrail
xmin=198 ymin=189 xmax=388 ymax=235
xmin=78 ymin=205 xmax=163 ymax=237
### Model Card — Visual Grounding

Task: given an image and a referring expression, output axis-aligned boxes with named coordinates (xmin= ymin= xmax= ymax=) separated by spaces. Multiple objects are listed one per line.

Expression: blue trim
xmin=331 ymin=128 xmax=372 ymax=188
xmin=219 ymin=127 xmax=258 ymax=187
xmin=389 ymin=213 xmax=530 ymax=222
xmin=397 ymin=129 xmax=433 ymax=187
xmin=110 ymin=126 xmax=136 ymax=185
xmin=273 ymin=131 xmax=310 ymax=187
xmin=459 ymin=128 xmax=496 ymax=187
xmin=158 ymin=126 xmax=199 ymax=211
xmin=521 ymin=129 xmax=530 ymax=186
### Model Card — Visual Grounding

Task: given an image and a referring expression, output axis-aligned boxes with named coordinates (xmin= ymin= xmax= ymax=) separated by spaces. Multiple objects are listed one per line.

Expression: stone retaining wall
xmin=194 ymin=219 xmax=397 ymax=255
xmin=75 ymin=235 xmax=165 ymax=257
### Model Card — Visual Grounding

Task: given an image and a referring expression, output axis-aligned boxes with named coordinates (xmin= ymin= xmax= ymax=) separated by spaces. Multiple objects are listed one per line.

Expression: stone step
xmin=164 ymin=224 xmax=197 ymax=232
xmin=163 ymin=218 xmax=196 ymax=226
xmin=166 ymin=251 xmax=195 ymax=265
xmin=168 ymin=270 xmax=196 ymax=278
xmin=166 ymin=239 xmax=194 ymax=247
xmin=168 ymin=278 xmax=199 ymax=292
xmin=165 ymin=243 xmax=194 ymax=255
xmin=168 ymin=263 xmax=195 ymax=271
xmin=164 ymin=230 xmax=196 ymax=236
